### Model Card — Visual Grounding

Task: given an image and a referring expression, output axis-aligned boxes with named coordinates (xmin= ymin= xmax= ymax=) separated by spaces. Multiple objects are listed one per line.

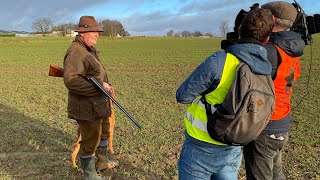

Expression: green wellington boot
xmin=80 ymin=156 xmax=106 ymax=180
xmin=95 ymin=146 xmax=119 ymax=171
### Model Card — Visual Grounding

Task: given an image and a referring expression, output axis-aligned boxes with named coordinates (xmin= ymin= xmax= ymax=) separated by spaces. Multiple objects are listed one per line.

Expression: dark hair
xmin=239 ymin=8 xmax=274 ymax=42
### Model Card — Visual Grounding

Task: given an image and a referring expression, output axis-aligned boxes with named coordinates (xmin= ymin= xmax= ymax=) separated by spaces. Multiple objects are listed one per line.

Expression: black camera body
xmin=227 ymin=3 xmax=259 ymax=40
xmin=227 ymin=1 xmax=319 ymax=45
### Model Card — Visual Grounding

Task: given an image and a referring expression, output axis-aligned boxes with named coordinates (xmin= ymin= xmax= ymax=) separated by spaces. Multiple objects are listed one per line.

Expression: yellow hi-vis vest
xmin=184 ymin=53 xmax=241 ymax=145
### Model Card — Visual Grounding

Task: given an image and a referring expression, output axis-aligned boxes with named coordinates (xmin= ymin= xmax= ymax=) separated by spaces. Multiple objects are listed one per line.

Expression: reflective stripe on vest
xmin=184 ymin=53 xmax=241 ymax=145
xmin=271 ymin=45 xmax=300 ymax=120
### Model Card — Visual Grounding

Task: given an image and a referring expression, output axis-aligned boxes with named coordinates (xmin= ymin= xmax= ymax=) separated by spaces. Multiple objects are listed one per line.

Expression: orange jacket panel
xmin=271 ymin=45 xmax=300 ymax=120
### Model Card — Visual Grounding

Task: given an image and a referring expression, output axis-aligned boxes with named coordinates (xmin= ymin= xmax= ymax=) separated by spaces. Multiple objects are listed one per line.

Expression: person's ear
xmin=272 ymin=15 xmax=276 ymax=24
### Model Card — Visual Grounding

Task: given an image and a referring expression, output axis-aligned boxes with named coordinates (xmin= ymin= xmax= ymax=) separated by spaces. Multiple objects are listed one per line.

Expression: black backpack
xmin=202 ymin=62 xmax=275 ymax=146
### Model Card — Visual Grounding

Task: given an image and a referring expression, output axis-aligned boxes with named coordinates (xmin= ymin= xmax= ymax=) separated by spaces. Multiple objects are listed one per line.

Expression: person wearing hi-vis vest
xmin=176 ymin=8 xmax=274 ymax=180
xmin=244 ymin=2 xmax=305 ymax=180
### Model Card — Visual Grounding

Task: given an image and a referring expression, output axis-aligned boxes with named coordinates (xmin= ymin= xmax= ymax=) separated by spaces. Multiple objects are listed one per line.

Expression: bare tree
xmin=53 ymin=22 xmax=77 ymax=36
xmin=181 ymin=30 xmax=192 ymax=37
xmin=219 ymin=21 xmax=229 ymax=37
xmin=174 ymin=31 xmax=181 ymax=37
xmin=100 ymin=19 xmax=128 ymax=37
xmin=32 ymin=17 xmax=54 ymax=36
xmin=123 ymin=30 xmax=130 ymax=37
xmin=166 ymin=29 xmax=175 ymax=37
xmin=204 ymin=32 xmax=214 ymax=37
xmin=193 ymin=30 xmax=203 ymax=37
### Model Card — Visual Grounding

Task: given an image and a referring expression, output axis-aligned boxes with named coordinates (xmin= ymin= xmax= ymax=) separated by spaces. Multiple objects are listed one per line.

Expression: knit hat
xmin=75 ymin=16 xmax=104 ymax=32
xmin=261 ymin=1 xmax=297 ymax=22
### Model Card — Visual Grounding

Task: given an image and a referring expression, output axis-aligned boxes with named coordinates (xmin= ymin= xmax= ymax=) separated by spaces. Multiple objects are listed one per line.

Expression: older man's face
xmin=80 ymin=32 xmax=99 ymax=47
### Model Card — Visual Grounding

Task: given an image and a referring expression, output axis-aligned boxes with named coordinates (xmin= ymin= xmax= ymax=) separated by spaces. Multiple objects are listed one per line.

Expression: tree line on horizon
xmin=166 ymin=20 xmax=229 ymax=38
xmin=166 ymin=29 xmax=214 ymax=37
xmin=32 ymin=17 xmax=130 ymax=37
xmin=32 ymin=17 xmax=231 ymax=37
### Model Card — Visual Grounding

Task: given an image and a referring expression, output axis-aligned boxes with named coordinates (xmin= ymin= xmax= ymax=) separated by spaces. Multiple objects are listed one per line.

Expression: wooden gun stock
xmin=49 ymin=64 xmax=64 ymax=77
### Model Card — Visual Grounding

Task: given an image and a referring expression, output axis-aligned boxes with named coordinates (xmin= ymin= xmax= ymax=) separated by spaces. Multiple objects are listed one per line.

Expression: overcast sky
xmin=0 ymin=0 xmax=318 ymax=36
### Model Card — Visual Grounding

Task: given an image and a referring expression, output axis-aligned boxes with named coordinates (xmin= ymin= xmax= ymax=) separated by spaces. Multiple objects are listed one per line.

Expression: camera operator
xmin=176 ymin=8 xmax=274 ymax=180
xmin=243 ymin=1 xmax=305 ymax=180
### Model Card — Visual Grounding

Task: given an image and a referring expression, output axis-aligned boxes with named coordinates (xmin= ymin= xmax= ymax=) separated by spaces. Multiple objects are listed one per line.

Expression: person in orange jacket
xmin=243 ymin=1 xmax=305 ymax=180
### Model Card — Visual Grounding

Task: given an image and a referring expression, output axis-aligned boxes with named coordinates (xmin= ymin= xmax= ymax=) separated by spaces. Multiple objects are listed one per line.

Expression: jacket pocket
xmin=68 ymin=93 xmax=80 ymax=120
xmin=91 ymin=96 xmax=109 ymax=120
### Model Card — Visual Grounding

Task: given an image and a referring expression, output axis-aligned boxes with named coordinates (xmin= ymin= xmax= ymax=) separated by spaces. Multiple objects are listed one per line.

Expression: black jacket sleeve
xmin=264 ymin=43 xmax=281 ymax=80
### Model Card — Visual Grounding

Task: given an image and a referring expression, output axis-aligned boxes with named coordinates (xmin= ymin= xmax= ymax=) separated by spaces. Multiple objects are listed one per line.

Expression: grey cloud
xmin=0 ymin=0 xmax=285 ymax=35
xmin=121 ymin=0 xmax=275 ymax=36
xmin=0 ymin=0 xmax=107 ymax=31
xmin=122 ymin=9 xmax=236 ymax=36
xmin=178 ymin=0 xmax=246 ymax=14
xmin=121 ymin=0 xmax=250 ymax=36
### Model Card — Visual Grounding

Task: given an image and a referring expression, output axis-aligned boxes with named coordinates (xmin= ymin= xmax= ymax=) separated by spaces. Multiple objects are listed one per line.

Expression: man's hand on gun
xmin=103 ymin=82 xmax=115 ymax=94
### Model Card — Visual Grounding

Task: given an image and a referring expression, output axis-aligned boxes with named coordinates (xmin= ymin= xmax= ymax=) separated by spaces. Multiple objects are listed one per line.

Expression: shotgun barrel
xmin=85 ymin=76 xmax=142 ymax=129
xmin=48 ymin=64 xmax=142 ymax=129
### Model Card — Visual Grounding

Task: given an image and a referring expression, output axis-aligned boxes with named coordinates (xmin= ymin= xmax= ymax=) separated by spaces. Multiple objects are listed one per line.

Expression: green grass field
xmin=0 ymin=35 xmax=319 ymax=180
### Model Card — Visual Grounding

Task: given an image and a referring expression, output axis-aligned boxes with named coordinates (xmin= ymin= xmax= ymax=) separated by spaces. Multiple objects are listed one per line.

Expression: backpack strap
xmin=200 ymin=52 xmax=231 ymax=128
xmin=200 ymin=95 xmax=219 ymax=129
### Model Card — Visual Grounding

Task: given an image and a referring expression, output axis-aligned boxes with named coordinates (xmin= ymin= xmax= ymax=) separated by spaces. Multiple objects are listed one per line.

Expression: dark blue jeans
xmin=243 ymin=133 xmax=289 ymax=180
xmin=178 ymin=139 xmax=242 ymax=180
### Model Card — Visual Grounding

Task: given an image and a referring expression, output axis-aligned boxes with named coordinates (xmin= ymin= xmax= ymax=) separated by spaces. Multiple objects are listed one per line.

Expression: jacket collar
xmin=221 ymin=38 xmax=262 ymax=50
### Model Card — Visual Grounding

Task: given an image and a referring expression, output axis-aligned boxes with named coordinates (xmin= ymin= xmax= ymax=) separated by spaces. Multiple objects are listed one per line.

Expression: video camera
xmin=226 ymin=0 xmax=320 ymax=45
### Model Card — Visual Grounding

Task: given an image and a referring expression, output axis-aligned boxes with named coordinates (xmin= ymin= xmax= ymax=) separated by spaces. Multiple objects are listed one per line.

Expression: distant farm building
xmin=66 ymin=29 xmax=78 ymax=37
xmin=0 ymin=30 xmax=34 ymax=37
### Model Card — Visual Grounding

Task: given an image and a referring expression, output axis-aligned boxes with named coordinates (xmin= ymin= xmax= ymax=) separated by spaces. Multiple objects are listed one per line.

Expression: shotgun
xmin=49 ymin=64 xmax=142 ymax=129
xmin=49 ymin=64 xmax=64 ymax=77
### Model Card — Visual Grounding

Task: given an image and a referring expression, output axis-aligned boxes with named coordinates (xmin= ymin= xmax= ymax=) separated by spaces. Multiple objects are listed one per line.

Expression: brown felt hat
xmin=75 ymin=16 xmax=104 ymax=32
xmin=261 ymin=1 xmax=297 ymax=22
